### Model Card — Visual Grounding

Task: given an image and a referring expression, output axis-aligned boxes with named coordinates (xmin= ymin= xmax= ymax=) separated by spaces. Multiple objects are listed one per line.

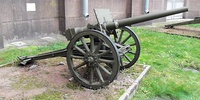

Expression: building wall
xmin=65 ymin=0 xmax=132 ymax=28
xmin=0 ymin=0 xmax=65 ymax=40
xmin=0 ymin=0 xmax=198 ymax=41
xmin=64 ymin=0 xmax=170 ymax=28
xmin=132 ymin=0 xmax=166 ymax=16
xmin=132 ymin=0 xmax=167 ymax=25
xmin=185 ymin=0 xmax=200 ymax=18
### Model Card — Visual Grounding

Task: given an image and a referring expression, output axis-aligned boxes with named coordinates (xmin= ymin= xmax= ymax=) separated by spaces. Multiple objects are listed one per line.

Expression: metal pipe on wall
xmin=144 ymin=0 xmax=150 ymax=14
xmin=83 ymin=0 xmax=89 ymax=19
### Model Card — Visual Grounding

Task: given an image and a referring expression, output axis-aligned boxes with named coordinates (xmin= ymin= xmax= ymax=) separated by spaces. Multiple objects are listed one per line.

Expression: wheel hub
xmin=85 ymin=53 xmax=98 ymax=63
xmin=87 ymin=57 xmax=94 ymax=62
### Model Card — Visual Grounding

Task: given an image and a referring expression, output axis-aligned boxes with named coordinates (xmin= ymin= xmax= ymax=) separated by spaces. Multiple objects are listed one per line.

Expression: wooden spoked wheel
xmin=113 ymin=26 xmax=141 ymax=70
xmin=67 ymin=30 xmax=120 ymax=89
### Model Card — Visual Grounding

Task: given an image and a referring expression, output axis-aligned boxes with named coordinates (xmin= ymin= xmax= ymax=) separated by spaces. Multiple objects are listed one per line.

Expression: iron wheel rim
xmin=114 ymin=26 xmax=141 ymax=70
xmin=67 ymin=30 xmax=120 ymax=89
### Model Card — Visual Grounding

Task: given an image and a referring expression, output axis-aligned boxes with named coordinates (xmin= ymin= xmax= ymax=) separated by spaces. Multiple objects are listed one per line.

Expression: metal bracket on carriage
xmin=119 ymin=45 xmax=131 ymax=55
xmin=115 ymin=43 xmax=131 ymax=56
xmin=18 ymin=56 xmax=33 ymax=65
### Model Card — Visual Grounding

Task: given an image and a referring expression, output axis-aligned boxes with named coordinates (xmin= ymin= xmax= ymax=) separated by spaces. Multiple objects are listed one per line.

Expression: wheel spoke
xmin=128 ymin=51 xmax=136 ymax=55
xmin=73 ymin=61 xmax=87 ymax=70
xmin=74 ymin=45 xmax=86 ymax=55
xmin=130 ymin=43 xmax=136 ymax=46
xmin=81 ymin=66 xmax=90 ymax=79
xmin=121 ymin=35 xmax=131 ymax=44
xmin=96 ymin=67 xmax=104 ymax=83
xmin=80 ymin=37 xmax=90 ymax=52
xmin=118 ymin=30 xmax=124 ymax=43
xmin=99 ymin=58 xmax=114 ymax=64
xmin=90 ymin=67 xmax=94 ymax=84
xmin=95 ymin=40 xmax=103 ymax=53
xmin=97 ymin=49 xmax=111 ymax=57
xmin=90 ymin=35 xmax=95 ymax=53
xmin=124 ymin=54 xmax=131 ymax=62
xmin=71 ymin=55 xmax=85 ymax=59
xmin=97 ymin=63 xmax=111 ymax=75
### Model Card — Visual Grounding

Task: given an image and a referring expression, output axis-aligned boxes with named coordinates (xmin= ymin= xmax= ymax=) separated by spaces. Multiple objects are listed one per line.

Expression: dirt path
xmin=0 ymin=58 xmax=143 ymax=100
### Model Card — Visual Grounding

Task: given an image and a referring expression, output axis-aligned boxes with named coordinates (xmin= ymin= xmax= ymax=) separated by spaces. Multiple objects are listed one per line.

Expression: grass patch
xmin=12 ymin=76 xmax=44 ymax=90
xmin=187 ymin=23 xmax=200 ymax=28
xmin=33 ymin=91 xmax=62 ymax=100
xmin=0 ymin=42 xmax=66 ymax=65
xmin=123 ymin=64 xmax=145 ymax=79
xmin=64 ymin=83 xmax=84 ymax=90
xmin=131 ymin=27 xmax=200 ymax=100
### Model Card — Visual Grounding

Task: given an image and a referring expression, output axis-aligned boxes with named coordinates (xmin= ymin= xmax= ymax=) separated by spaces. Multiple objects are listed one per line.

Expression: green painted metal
xmin=115 ymin=26 xmax=140 ymax=70
xmin=67 ymin=30 xmax=120 ymax=89
xmin=165 ymin=17 xmax=200 ymax=29
xmin=104 ymin=7 xmax=188 ymax=30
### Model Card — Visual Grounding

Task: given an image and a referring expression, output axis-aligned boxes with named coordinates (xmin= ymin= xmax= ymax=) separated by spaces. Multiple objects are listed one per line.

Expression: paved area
xmin=1 ymin=33 xmax=67 ymax=50
xmin=152 ymin=19 xmax=194 ymax=27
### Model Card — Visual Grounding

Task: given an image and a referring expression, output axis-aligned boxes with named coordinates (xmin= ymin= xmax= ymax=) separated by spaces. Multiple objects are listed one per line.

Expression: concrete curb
xmin=0 ymin=62 xmax=15 ymax=68
xmin=119 ymin=65 xmax=151 ymax=100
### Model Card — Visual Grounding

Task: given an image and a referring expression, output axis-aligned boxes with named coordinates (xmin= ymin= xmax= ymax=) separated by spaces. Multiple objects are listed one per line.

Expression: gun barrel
xmin=104 ymin=7 xmax=188 ymax=30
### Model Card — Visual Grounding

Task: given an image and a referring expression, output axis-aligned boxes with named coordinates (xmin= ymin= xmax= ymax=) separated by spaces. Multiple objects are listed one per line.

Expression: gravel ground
xmin=0 ymin=58 xmax=144 ymax=100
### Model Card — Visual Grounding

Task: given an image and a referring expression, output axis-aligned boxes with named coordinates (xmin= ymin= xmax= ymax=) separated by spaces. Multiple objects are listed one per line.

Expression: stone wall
xmin=0 ymin=0 xmax=65 ymax=40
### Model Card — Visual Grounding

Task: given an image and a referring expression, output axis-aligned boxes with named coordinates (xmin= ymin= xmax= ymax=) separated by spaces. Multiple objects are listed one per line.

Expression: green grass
xmin=64 ymin=83 xmax=84 ymax=90
xmin=131 ymin=27 xmax=200 ymax=100
xmin=0 ymin=42 xmax=66 ymax=65
xmin=12 ymin=76 xmax=44 ymax=90
xmin=187 ymin=23 xmax=200 ymax=28
xmin=33 ymin=91 xmax=62 ymax=100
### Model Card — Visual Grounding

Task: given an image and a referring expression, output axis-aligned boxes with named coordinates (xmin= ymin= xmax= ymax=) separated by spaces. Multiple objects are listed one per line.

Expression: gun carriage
xmin=19 ymin=7 xmax=188 ymax=89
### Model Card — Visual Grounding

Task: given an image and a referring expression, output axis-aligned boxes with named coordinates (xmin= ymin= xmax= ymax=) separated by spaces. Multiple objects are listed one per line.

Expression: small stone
xmin=29 ymin=65 xmax=38 ymax=70
xmin=63 ymin=94 xmax=68 ymax=100
xmin=58 ymin=62 xmax=65 ymax=65
xmin=0 ymin=97 xmax=5 ymax=100
xmin=183 ymin=68 xmax=199 ymax=73
xmin=69 ymin=77 xmax=74 ymax=82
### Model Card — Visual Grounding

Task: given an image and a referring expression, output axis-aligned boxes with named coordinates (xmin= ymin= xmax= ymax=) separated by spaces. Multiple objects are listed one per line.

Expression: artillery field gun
xmin=19 ymin=7 xmax=188 ymax=89
xmin=165 ymin=17 xmax=200 ymax=29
